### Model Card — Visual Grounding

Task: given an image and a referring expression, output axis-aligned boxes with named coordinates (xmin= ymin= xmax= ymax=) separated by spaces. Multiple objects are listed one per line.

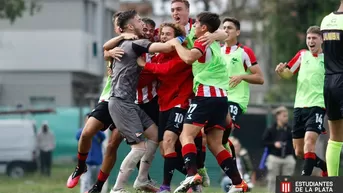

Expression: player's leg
xmin=174 ymin=98 xmax=209 ymax=193
xmin=88 ymin=128 xmax=123 ymax=193
xmin=206 ymin=98 xmax=247 ymax=193
xmin=326 ymin=120 xmax=343 ymax=176
xmin=160 ymin=131 xmax=179 ymax=192
xmin=138 ymin=97 xmax=161 ymax=180
xmin=195 ymin=130 xmax=210 ymax=188
xmin=324 ymin=75 xmax=343 ymax=176
xmin=159 ymin=108 xmax=186 ymax=192
xmin=206 ymin=128 xmax=247 ymax=193
xmin=109 ymin=99 xmax=148 ymax=193
xmin=133 ymin=107 xmax=159 ymax=192
xmin=302 ymin=107 xmax=327 ymax=176
xmin=67 ymin=102 xmax=108 ymax=188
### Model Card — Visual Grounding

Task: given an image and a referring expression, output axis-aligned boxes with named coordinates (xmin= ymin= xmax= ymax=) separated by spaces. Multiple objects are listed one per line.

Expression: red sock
xmin=97 ymin=170 xmax=109 ymax=182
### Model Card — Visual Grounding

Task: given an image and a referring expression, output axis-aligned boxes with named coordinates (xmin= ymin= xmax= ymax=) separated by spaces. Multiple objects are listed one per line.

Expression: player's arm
xmin=239 ymin=64 xmax=264 ymax=84
xmin=197 ymin=29 xmax=228 ymax=45
xmin=132 ymin=39 xmax=173 ymax=56
xmin=276 ymin=50 xmax=303 ymax=79
xmin=170 ymin=39 xmax=203 ymax=65
xmin=138 ymin=57 xmax=186 ymax=75
xmin=104 ymin=47 xmax=124 ymax=62
xmin=148 ymin=42 xmax=174 ymax=53
xmin=103 ymin=33 xmax=138 ymax=51
xmin=211 ymin=29 xmax=228 ymax=41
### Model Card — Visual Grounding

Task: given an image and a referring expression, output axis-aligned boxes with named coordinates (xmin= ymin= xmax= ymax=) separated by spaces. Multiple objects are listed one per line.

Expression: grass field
xmin=0 ymin=165 xmax=267 ymax=193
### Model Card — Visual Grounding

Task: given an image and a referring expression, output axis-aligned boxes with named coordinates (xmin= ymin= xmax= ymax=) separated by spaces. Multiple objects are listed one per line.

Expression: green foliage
xmin=0 ymin=0 xmax=41 ymax=23
xmin=263 ymin=0 xmax=340 ymax=103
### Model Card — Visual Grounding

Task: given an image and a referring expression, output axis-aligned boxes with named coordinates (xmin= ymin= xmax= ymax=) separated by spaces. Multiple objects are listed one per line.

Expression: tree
xmin=262 ymin=0 xmax=340 ymax=103
xmin=0 ymin=0 xmax=40 ymax=23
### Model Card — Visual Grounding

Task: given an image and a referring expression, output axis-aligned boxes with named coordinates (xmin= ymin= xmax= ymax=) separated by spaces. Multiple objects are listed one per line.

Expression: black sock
xmin=228 ymin=139 xmax=237 ymax=168
xmin=194 ymin=136 xmax=204 ymax=169
xmin=315 ymin=156 xmax=327 ymax=172
xmin=302 ymin=152 xmax=316 ymax=176
xmin=182 ymin=143 xmax=198 ymax=176
xmin=175 ymin=152 xmax=187 ymax=175
xmin=137 ymin=161 xmax=151 ymax=180
xmin=163 ymin=152 xmax=178 ymax=186
xmin=216 ymin=150 xmax=242 ymax=185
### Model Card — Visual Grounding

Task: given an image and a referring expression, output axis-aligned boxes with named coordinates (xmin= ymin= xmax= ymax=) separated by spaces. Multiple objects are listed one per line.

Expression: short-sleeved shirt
xmin=320 ymin=12 xmax=343 ymax=74
xmin=110 ymin=39 xmax=152 ymax=102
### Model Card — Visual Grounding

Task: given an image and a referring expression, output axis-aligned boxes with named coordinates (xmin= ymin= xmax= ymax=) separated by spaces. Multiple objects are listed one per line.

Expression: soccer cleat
xmin=66 ymin=166 xmax=87 ymax=188
xmin=174 ymin=174 xmax=202 ymax=193
xmin=85 ymin=184 xmax=102 ymax=193
xmin=133 ymin=178 xmax=159 ymax=192
xmin=227 ymin=180 xmax=250 ymax=193
xmin=197 ymin=168 xmax=210 ymax=187
xmin=158 ymin=185 xmax=171 ymax=193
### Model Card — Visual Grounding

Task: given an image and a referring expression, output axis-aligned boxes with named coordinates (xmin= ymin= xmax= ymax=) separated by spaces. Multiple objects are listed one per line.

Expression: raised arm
xmin=197 ymin=29 xmax=228 ymax=46
xmin=276 ymin=50 xmax=304 ymax=79
xmin=168 ymin=38 xmax=203 ymax=64
xmin=148 ymin=42 xmax=174 ymax=53
xmin=103 ymin=33 xmax=138 ymax=51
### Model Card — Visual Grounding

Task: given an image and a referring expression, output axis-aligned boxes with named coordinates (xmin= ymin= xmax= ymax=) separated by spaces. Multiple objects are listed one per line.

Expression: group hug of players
xmin=64 ymin=0 xmax=343 ymax=193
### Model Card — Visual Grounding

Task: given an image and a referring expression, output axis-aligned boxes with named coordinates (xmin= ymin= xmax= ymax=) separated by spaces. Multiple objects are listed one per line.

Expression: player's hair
xmin=222 ymin=17 xmax=241 ymax=30
xmin=117 ymin=9 xmax=137 ymax=32
xmin=196 ymin=11 xmax=221 ymax=33
xmin=142 ymin=17 xmax=156 ymax=28
xmin=171 ymin=0 xmax=190 ymax=9
xmin=306 ymin=26 xmax=322 ymax=36
xmin=159 ymin=22 xmax=186 ymax=38
xmin=112 ymin=11 xmax=122 ymax=23
xmin=272 ymin=106 xmax=288 ymax=116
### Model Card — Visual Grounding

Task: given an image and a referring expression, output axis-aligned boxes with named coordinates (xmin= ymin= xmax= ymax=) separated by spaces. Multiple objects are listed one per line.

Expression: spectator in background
xmin=36 ymin=121 xmax=56 ymax=176
xmin=262 ymin=106 xmax=296 ymax=193
xmin=220 ymin=137 xmax=255 ymax=192
xmin=77 ymin=114 xmax=106 ymax=193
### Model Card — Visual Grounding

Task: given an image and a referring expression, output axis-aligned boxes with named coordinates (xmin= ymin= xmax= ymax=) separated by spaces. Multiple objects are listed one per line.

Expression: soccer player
xmin=84 ymin=13 xmax=156 ymax=193
xmin=275 ymin=26 xmax=327 ymax=176
xmin=137 ymin=22 xmax=193 ymax=193
xmin=320 ymin=1 xmax=343 ymax=176
xmin=168 ymin=12 xmax=248 ymax=193
xmin=169 ymin=0 xmax=230 ymax=186
xmin=221 ymin=17 xmax=264 ymax=187
xmin=66 ymin=14 xmax=125 ymax=192
xmin=108 ymin=10 xmax=178 ymax=193
xmin=142 ymin=17 xmax=157 ymax=42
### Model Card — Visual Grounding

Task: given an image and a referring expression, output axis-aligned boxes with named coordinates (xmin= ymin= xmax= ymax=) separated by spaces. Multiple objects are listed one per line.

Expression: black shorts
xmin=292 ymin=107 xmax=326 ymax=139
xmin=183 ymin=96 xmax=228 ymax=134
xmin=158 ymin=107 xmax=188 ymax=142
xmin=88 ymin=101 xmax=115 ymax=131
xmin=227 ymin=101 xmax=243 ymax=128
xmin=138 ymin=96 xmax=159 ymax=126
xmin=324 ymin=74 xmax=343 ymax=120
xmin=222 ymin=102 xmax=243 ymax=144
